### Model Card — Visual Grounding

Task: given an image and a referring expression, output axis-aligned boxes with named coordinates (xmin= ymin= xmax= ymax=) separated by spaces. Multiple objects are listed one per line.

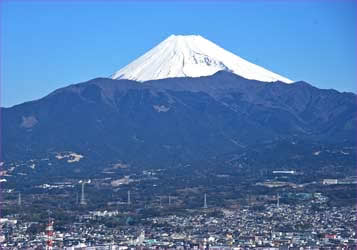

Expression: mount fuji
xmin=1 ymin=35 xmax=355 ymax=176
xmin=111 ymin=35 xmax=293 ymax=83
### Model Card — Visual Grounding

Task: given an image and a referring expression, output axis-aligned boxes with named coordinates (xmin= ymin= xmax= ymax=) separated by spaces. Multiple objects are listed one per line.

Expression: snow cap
xmin=111 ymin=34 xmax=292 ymax=83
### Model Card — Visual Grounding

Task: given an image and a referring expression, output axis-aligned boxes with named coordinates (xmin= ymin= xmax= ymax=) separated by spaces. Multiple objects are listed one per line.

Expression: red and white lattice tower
xmin=45 ymin=219 xmax=54 ymax=250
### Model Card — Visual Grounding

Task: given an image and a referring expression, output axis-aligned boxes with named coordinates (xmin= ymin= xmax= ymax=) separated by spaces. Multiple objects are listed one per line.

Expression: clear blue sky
xmin=1 ymin=0 xmax=356 ymax=107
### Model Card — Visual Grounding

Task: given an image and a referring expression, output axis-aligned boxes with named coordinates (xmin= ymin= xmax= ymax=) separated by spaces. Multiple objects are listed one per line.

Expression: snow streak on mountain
xmin=111 ymin=35 xmax=293 ymax=83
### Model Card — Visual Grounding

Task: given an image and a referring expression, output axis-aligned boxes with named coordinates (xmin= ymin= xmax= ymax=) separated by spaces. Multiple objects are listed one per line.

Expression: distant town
xmin=0 ymin=164 xmax=356 ymax=249
xmin=0 ymin=197 xmax=356 ymax=249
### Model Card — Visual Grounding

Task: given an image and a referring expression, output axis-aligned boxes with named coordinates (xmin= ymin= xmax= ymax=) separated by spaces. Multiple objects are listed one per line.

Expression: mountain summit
xmin=111 ymin=34 xmax=293 ymax=83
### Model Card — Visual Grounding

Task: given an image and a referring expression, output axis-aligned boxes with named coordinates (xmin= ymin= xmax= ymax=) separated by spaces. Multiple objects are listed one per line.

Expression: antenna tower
xmin=45 ymin=218 xmax=54 ymax=250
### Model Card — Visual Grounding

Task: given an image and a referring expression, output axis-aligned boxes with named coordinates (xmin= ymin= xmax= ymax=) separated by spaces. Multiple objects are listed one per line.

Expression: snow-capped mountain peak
xmin=111 ymin=34 xmax=293 ymax=83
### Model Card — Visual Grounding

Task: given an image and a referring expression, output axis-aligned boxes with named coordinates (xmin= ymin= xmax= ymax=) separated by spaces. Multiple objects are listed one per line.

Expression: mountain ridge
xmin=2 ymin=72 xmax=355 ymax=168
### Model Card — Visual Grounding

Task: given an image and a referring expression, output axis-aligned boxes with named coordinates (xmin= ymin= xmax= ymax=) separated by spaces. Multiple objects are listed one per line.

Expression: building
xmin=322 ymin=179 xmax=338 ymax=185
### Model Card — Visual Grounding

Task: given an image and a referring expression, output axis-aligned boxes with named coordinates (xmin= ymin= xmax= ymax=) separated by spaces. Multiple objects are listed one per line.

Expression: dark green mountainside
xmin=2 ymin=71 xmax=356 ymax=171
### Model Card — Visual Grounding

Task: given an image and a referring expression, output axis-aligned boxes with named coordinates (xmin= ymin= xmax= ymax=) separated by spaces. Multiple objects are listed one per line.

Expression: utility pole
xmin=277 ymin=194 xmax=280 ymax=208
xmin=80 ymin=182 xmax=87 ymax=205
xmin=203 ymin=193 xmax=208 ymax=209
xmin=128 ymin=190 xmax=131 ymax=205
xmin=18 ymin=192 xmax=22 ymax=206
xmin=79 ymin=180 xmax=91 ymax=206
